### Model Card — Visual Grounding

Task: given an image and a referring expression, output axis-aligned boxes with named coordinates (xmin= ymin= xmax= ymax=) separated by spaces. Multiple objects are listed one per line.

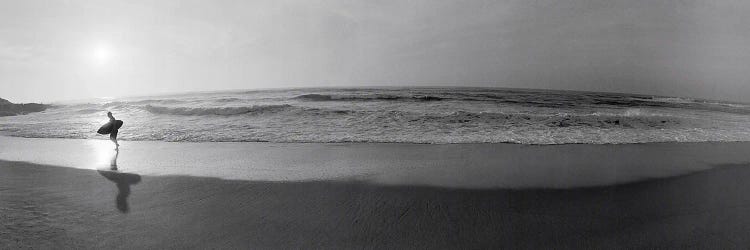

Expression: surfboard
xmin=97 ymin=120 xmax=124 ymax=135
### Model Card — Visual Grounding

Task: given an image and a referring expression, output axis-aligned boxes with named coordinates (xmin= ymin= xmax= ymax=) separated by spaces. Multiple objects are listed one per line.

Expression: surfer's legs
xmin=110 ymin=130 xmax=119 ymax=148
xmin=110 ymin=148 xmax=119 ymax=169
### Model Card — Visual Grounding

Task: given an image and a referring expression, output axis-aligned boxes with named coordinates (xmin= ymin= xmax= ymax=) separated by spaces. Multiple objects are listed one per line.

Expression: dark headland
xmin=0 ymin=97 xmax=48 ymax=116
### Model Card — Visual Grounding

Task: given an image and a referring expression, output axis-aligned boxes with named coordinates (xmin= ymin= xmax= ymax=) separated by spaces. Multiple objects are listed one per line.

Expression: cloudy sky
xmin=1 ymin=0 xmax=749 ymax=103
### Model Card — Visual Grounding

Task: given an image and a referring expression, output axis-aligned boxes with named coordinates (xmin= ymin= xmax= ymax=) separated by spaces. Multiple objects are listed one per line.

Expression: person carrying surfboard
xmin=97 ymin=112 xmax=123 ymax=148
xmin=107 ymin=112 xmax=120 ymax=148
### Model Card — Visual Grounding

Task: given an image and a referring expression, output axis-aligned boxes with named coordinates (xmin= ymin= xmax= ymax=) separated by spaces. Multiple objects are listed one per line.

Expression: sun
xmin=91 ymin=43 xmax=114 ymax=65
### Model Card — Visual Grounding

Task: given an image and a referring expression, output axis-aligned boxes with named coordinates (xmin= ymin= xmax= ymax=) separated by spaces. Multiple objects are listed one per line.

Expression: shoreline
xmin=2 ymin=160 xmax=748 ymax=248
xmin=5 ymin=133 xmax=750 ymax=146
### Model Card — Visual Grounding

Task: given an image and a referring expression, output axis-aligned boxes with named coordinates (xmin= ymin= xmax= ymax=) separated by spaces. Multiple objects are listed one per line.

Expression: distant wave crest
xmin=294 ymin=94 xmax=444 ymax=102
xmin=143 ymin=104 xmax=293 ymax=116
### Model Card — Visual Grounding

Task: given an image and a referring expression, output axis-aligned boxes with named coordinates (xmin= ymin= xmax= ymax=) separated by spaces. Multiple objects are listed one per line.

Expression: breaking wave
xmin=143 ymin=104 xmax=293 ymax=116
xmin=408 ymin=110 xmax=682 ymax=129
xmin=294 ymin=93 xmax=444 ymax=102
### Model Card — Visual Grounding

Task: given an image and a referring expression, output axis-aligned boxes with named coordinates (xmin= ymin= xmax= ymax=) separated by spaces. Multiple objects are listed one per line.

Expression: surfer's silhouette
xmin=107 ymin=112 xmax=119 ymax=149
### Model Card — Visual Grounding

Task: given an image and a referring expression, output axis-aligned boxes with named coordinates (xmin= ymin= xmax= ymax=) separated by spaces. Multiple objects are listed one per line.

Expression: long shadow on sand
xmin=97 ymin=170 xmax=141 ymax=213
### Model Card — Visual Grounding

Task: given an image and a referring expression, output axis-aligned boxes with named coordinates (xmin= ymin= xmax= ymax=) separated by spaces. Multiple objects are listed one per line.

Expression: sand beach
xmin=2 ymin=137 xmax=750 ymax=248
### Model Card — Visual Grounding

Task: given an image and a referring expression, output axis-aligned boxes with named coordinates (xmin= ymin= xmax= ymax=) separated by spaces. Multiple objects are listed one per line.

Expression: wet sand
xmin=2 ymin=159 xmax=749 ymax=249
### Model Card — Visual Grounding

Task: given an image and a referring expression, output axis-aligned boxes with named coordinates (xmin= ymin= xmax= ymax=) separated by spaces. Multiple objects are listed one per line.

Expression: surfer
xmin=107 ymin=112 xmax=120 ymax=148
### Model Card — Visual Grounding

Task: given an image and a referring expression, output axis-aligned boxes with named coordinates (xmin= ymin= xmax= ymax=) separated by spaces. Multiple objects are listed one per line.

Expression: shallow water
xmin=2 ymin=136 xmax=749 ymax=188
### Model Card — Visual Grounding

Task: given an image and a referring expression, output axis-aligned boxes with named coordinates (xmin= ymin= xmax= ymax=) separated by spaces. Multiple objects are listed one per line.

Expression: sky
xmin=1 ymin=0 xmax=749 ymax=103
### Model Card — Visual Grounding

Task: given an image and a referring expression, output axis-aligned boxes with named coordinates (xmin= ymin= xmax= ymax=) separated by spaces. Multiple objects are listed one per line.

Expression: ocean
xmin=1 ymin=87 xmax=749 ymax=144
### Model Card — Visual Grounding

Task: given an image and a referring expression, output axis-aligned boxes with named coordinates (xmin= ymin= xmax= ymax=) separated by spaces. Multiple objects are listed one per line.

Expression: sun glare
xmin=88 ymin=139 xmax=117 ymax=168
xmin=91 ymin=43 xmax=114 ymax=65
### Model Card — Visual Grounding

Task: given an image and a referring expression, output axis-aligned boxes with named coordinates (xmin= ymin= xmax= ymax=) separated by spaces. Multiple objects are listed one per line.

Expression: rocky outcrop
xmin=0 ymin=98 xmax=48 ymax=116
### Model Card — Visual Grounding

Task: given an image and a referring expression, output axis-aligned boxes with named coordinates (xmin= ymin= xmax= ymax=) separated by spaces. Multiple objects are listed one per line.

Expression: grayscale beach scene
xmin=2 ymin=1 xmax=750 ymax=249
